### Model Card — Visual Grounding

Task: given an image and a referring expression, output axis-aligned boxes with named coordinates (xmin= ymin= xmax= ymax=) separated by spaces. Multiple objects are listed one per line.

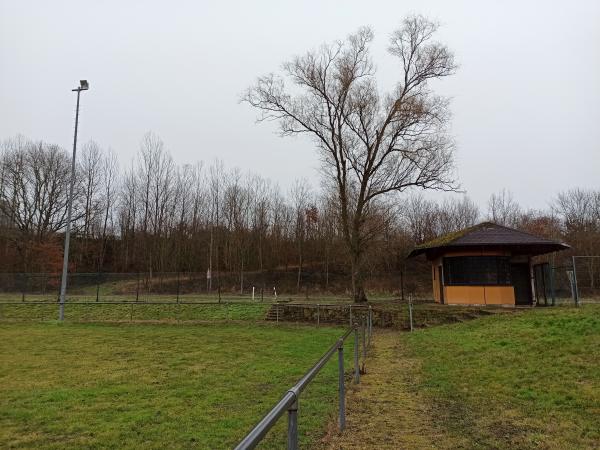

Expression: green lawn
xmin=0 ymin=302 xmax=271 ymax=322
xmin=405 ymin=305 xmax=600 ymax=448
xmin=0 ymin=322 xmax=354 ymax=449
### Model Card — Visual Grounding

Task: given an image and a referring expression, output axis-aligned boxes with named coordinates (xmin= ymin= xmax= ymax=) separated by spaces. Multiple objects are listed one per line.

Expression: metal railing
xmin=235 ymin=316 xmax=372 ymax=450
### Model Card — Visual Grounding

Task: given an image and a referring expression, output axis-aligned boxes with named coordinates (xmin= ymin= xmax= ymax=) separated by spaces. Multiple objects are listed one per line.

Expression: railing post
xmin=338 ymin=344 xmax=345 ymax=431
xmin=287 ymin=397 xmax=298 ymax=450
xmin=353 ymin=326 xmax=360 ymax=384
xmin=368 ymin=306 xmax=373 ymax=346
xmin=362 ymin=317 xmax=367 ymax=358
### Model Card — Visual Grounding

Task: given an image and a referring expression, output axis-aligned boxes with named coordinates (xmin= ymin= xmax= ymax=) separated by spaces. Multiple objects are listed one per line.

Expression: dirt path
xmin=319 ymin=330 xmax=465 ymax=450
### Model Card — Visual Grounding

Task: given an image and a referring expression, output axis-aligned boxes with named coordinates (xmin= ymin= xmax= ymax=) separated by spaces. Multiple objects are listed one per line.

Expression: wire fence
xmin=0 ymin=270 xmax=424 ymax=304
xmin=535 ymin=259 xmax=600 ymax=306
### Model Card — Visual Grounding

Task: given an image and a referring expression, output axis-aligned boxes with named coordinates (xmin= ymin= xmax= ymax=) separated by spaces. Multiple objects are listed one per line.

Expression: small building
xmin=408 ymin=222 xmax=569 ymax=306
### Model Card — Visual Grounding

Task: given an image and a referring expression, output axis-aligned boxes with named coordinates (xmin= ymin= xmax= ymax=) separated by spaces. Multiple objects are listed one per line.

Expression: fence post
xmin=549 ymin=266 xmax=556 ymax=306
xmin=96 ymin=273 xmax=101 ymax=302
xmin=287 ymin=397 xmax=299 ymax=450
xmin=176 ymin=271 xmax=180 ymax=303
xmin=136 ymin=272 xmax=140 ymax=302
xmin=368 ymin=306 xmax=373 ymax=345
xmin=21 ymin=273 xmax=26 ymax=302
xmin=317 ymin=304 xmax=320 ymax=327
xmin=338 ymin=344 xmax=346 ymax=431
xmin=353 ymin=326 xmax=360 ymax=384
xmin=572 ymin=256 xmax=580 ymax=307
xmin=400 ymin=268 xmax=405 ymax=302
xmin=349 ymin=305 xmax=352 ymax=327
xmin=408 ymin=294 xmax=414 ymax=332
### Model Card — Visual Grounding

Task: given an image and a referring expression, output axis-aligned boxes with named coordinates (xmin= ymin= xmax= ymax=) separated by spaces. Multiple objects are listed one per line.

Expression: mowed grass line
xmin=405 ymin=305 xmax=600 ymax=449
xmin=0 ymin=322 xmax=353 ymax=449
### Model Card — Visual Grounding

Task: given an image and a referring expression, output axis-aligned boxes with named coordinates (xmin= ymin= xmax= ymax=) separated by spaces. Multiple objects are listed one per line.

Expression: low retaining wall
xmin=268 ymin=302 xmax=505 ymax=329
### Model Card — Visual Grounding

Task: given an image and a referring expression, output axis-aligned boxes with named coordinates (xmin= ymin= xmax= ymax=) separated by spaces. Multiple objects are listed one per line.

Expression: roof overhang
xmin=408 ymin=242 xmax=570 ymax=260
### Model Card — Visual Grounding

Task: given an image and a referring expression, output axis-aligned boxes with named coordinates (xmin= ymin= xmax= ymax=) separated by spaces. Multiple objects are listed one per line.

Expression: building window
xmin=443 ymin=256 xmax=511 ymax=286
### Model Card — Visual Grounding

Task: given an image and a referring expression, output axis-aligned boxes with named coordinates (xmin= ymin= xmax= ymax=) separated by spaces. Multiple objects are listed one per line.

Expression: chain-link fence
xmin=0 ymin=269 xmax=433 ymax=304
xmin=535 ymin=258 xmax=600 ymax=306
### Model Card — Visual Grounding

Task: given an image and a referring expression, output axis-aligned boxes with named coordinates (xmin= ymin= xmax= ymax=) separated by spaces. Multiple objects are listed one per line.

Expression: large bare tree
xmin=244 ymin=15 xmax=458 ymax=301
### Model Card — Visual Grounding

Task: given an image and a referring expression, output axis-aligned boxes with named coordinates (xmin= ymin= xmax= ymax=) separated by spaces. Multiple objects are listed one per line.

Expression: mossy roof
xmin=408 ymin=222 xmax=570 ymax=258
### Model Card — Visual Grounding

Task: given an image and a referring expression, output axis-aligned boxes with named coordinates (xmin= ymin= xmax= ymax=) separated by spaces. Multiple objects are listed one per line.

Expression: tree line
xmin=1 ymin=133 xmax=599 ymax=293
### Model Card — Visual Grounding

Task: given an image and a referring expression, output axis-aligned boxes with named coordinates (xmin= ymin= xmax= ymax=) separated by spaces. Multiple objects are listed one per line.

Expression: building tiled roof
xmin=408 ymin=222 xmax=570 ymax=258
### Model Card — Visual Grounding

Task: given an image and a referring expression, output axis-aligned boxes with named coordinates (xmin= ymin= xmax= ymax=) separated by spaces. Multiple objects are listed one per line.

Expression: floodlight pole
xmin=59 ymin=81 xmax=88 ymax=321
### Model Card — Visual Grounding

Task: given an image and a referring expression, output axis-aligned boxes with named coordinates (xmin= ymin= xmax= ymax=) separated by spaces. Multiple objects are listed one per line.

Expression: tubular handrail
xmin=235 ymin=326 xmax=358 ymax=450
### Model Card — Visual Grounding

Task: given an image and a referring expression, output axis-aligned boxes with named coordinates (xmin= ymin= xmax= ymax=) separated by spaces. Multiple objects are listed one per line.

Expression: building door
xmin=438 ymin=266 xmax=444 ymax=304
xmin=511 ymin=263 xmax=532 ymax=305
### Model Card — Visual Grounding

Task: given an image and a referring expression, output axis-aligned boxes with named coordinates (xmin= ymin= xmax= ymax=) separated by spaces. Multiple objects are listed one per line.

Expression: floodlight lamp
xmin=80 ymin=80 xmax=89 ymax=90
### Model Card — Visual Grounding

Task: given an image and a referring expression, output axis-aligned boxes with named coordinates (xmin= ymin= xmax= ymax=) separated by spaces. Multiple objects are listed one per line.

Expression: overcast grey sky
xmin=1 ymin=0 xmax=599 ymax=210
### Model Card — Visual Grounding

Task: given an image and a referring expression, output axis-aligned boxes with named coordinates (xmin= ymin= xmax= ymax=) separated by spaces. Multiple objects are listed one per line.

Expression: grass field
xmin=404 ymin=305 xmax=600 ymax=448
xmin=0 ymin=302 xmax=271 ymax=323
xmin=0 ymin=322 xmax=354 ymax=449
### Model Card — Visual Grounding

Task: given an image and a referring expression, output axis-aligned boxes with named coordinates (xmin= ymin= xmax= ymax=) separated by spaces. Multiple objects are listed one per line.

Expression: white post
xmin=252 ymin=286 xmax=255 ymax=301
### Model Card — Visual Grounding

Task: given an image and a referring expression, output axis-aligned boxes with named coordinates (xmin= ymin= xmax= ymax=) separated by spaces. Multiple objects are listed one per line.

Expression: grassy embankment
xmin=324 ymin=305 xmax=599 ymax=449
xmin=409 ymin=305 xmax=600 ymax=448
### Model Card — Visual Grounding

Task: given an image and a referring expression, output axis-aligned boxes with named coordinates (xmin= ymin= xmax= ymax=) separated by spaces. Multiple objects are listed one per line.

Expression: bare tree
xmin=487 ymin=189 xmax=521 ymax=227
xmin=244 ymin=16 xmax=457 ymax=301
xmin=290 ymin=179 xmax=311 ymax=291
xmin=438 ymin=195 xmax=479 ymax=234
xmin=208 ymin=159 xmax=225 ymax=294
xmin=554 ymin=188 xmax=600 ymax=288
xmin=399 ymin=194 xmax=438 ymax=243
xmin=97 ymin=149 xmax=118 ymax=272
xmin=0 ymin=137 xmax=82 ymax=239
xmin=79 ymin=140 xmax=104 ymax=238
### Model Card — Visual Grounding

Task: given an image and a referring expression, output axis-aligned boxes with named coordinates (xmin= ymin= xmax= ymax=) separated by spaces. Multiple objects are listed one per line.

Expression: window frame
xmin=442 ymin=255 xmax=512 ymax=287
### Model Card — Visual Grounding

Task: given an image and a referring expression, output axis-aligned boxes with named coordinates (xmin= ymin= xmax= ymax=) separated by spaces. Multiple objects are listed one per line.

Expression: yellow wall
xmin=445 ymin=286 xmax=485 ymax=304
xmin=484 ymin=286 xmax=515 ymax=305
xmin=430 ymin=250 xmax=518 ymax=306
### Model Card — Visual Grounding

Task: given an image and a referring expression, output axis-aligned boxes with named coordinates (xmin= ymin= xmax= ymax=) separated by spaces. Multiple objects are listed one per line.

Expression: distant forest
xmin=1 ymin=133 xmax=599 ymax=292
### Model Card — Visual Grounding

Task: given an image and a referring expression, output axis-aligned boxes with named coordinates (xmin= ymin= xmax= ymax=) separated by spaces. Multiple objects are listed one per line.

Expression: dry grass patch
xmin=320 ymin=330 xmax=464 ymax=449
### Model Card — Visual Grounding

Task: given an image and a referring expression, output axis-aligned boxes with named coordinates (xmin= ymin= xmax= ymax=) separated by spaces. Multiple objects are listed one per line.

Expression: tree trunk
xmin=350 ymin=250 xmax=367 ymax=303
